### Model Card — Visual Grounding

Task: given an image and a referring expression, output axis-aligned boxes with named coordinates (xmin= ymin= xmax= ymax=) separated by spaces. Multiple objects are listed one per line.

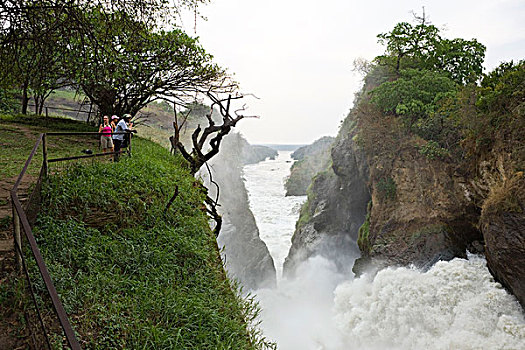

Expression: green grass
xmin=0 ymin=114 xmax=97 ymax=178
xmin=48 ymin=89 xmax=85 ymax=101
xmin=30 ymin=138 xmax=262 ymax=349
xmin=0 ymin=113 xmax=270 ymax=349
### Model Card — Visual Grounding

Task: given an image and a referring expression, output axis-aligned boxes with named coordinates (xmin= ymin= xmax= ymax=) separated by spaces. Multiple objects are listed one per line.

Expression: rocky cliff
xmin=283 ymin=124 xmax=366 ymax=277
xmin=284 ymin=136 xmax=334 ymax=196
xmin=241 ymin=144 xmax=277 ymax=165
xmin=202 ymin=133 xmax=277 ymax=290
xmin=284 ymin=62 xmax=525 ymax=306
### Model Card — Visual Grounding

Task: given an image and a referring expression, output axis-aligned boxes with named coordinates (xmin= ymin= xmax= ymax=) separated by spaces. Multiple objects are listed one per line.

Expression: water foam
xmin=256 ymin=255 xmax=525 ymax=350
xmin=245 ymin=151 xmax=525 ymax=349
xmin=333 ymin=255 xmax=525 ymax=350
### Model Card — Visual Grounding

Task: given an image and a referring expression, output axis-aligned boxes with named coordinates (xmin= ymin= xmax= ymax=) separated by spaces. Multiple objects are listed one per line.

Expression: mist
xmin=255 ymin=256 xmax=351 ymax=350
xmin=254 ymin=254 xmax=525 ymax=350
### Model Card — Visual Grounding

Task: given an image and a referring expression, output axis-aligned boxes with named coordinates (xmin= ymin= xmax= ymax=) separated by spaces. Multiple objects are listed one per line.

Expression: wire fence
xmin=10 ymin=131 xmax=135 ymax=349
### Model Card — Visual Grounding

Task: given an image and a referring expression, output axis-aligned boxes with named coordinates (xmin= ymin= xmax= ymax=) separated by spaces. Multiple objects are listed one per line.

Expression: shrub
xmin=418 ymin=140 xmax=451 ymax=160
xmin=357 ymin=201 xmax=372 ymax=253
xmin=376 ymin=177 xmax=396 ymax=201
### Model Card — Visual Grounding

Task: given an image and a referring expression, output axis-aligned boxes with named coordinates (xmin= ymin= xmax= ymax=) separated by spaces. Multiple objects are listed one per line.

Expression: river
xmin=242 ymin=150 xmax=525 ymax=350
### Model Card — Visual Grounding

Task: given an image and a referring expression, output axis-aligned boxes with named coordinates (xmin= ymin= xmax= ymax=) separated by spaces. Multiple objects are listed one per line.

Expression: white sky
xmin=180 ymin=0 xmax=525 ymax=145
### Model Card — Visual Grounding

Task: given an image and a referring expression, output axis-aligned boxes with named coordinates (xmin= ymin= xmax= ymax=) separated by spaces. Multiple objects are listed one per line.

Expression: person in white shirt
xmin=113 ymin=114 xmax=131 ymax=161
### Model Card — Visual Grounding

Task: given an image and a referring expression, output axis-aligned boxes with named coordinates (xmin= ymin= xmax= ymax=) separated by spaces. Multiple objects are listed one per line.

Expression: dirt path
xmin=0 ymin=123 xmax=42 ymax=349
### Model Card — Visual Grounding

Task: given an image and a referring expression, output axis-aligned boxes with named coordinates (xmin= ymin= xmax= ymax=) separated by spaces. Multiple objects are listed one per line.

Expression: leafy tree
xmin=66 ymin=6 xmax=230 ymax=117
xmin=368 ymin=12 xmax=488 ymax=149
xmin=370 ymin=69 xmax=456 ymax=129
xmin=0 ymin=1 xmax=70 ymax=114
xmin=375 ymin=12 xmax=486 ymax=85
xmin=434 ymin=38 xmax=486 ymax=85
xmin=0 ymin=0 xmax=217 ymax=115
xmin=477 ymin=60 xmax=525 ymax=114
xmin=376 ymin=20 xmax=441 ymax=72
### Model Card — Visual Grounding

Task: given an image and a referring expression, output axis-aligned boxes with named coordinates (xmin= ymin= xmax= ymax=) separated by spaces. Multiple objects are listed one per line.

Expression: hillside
xmin=0 ymin=114 xmax=267 ymax=349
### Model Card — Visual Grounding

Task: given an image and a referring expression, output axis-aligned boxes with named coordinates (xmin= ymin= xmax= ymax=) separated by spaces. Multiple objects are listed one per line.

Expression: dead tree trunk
xmin=169 ymin=92 xmax=258 ymax=237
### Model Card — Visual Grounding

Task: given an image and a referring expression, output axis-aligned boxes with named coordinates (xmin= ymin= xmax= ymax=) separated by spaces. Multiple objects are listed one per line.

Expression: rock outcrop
xmin=284 ymin=55 xmax=524 ymax=308
xmin=477 ymin=161 xmax=525 ymax=306
xmin=283 ymin=130 xmax=367 ymax=277
xmin=241 ymin=144 xmax=277 ymax=165
xmin=284 ymin=136 xmax=334 ymax=196
xmin=284 ymin=100 xmax=525 ymax=306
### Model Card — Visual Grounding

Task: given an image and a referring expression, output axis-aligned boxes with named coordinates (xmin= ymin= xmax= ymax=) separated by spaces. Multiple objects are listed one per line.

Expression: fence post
xmin=12 ymin=204 xmax=22 ymax=273
xmin=128 ymin=133 xmax=132 ymax=156
xmin=45 ymin=107 xmax=48 ymax=118
xmin=42 ymin=134 xmax=48 ymax=177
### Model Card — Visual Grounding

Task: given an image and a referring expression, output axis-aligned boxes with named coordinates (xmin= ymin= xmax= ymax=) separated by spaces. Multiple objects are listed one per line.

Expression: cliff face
xmin=203 ymin=133 xmax=277 ymax=290
xmin=284 ymin=101 xmax=524 ymax=307
xmin=361 ymin=142 xmax=482 ymax=268
xmin=475 ymin=149 xmax=525 ymax=306
xmin=283 ymin=127 xmax=367 ymax=277
xmin=241 ymin=145 xmax=277 ymax=165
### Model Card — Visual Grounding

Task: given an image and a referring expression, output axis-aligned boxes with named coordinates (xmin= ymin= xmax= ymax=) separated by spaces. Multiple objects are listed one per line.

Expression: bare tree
xmin=168 ymin=91 xmax=259 ymax=236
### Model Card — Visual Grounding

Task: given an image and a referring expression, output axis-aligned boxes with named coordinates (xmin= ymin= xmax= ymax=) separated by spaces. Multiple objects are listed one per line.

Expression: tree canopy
xmin=366 ymin=12 xmax=491 ymax=154
xmin=67 ymin=6 xmax=229 ymax=117
xmin=375 ymin=14 xmax=486 ymax=85
xmin=0 ymin=0 xmax=227 ymax=116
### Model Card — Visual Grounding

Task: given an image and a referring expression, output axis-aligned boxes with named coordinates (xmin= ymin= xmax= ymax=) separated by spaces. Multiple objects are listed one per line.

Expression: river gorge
xmin=243 ymin=150 xmax=525 ymax=350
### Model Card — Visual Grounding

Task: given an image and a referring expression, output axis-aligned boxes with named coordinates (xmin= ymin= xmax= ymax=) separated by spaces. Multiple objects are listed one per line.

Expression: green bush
xmin=418 ymin=140 xmax=451 ymax=160
xmin=376 ymin=177 xmax=396 ymax=201
xmin=357 ymin=201 xmax=372 ymax=253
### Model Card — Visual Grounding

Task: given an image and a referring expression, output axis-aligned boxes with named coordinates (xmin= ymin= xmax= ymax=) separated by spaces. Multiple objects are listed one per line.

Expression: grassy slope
xmin=0 ymin=114 xmax=97 ymax=178
xmin=0 ymin=114 xmax=258 ymax=349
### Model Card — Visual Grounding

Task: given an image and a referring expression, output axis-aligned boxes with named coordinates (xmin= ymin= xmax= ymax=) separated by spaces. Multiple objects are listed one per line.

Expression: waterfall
xmin=243 ymin=150 xmax=525 ymax=350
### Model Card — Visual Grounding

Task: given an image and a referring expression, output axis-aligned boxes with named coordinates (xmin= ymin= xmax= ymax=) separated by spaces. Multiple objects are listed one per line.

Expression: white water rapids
xmin=243 ymin=151 xmax=525 ymax=350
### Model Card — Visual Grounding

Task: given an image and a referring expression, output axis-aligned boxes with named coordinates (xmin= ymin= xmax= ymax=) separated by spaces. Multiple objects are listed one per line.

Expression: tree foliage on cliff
xmin=362 ymin=13 xmax=524 ymax=168
xmin=376 ymin=15 xmax=485 ymax=84
xmin=367 ymin=13 xmax=492 ymax=153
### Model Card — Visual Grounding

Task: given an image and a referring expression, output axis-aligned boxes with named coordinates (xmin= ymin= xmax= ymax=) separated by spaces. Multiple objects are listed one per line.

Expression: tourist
xmin=113 ymin=114 xmax=133 ymax=161
xmin=110 ymin=115 xmax=119 ymax=133
xmin=122 ymin=114 xmax=133 ymax=148
xmin=98 ymin=115 xmax=113 ymax=156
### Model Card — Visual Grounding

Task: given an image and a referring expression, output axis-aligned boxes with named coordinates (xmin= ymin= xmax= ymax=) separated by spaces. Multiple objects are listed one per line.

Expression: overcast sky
xmin=180 ymin=0 xmax=525 ymax=145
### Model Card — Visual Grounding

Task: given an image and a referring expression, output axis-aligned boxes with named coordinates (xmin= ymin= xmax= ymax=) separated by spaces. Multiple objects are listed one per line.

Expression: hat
xmin=111 ymin=115 xmax=118 ymax=120
xmin=122 ymin=114 xmax=132 ymax=120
